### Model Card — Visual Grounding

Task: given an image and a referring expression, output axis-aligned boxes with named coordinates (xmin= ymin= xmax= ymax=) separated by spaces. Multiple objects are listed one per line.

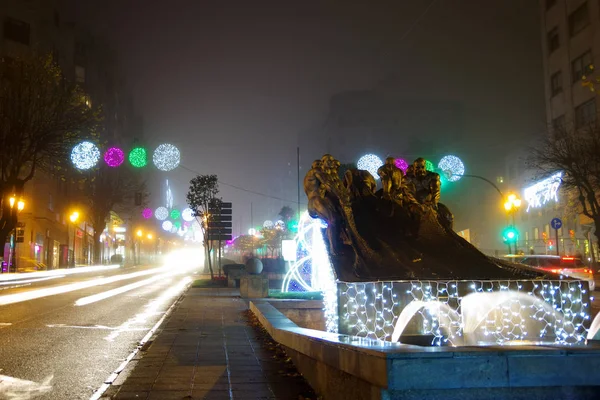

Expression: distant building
xmin=0 ymin=0 xmax=141 ymax=271
xmin=540 ymin=0 xmax=599 ymax=130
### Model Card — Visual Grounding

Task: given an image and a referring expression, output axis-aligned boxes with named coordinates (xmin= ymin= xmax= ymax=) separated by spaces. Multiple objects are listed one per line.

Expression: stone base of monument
xmin=240 ymin=275 xmax=269 ymax=298
xmin=250 ymin=300 xmax=600 ymax=400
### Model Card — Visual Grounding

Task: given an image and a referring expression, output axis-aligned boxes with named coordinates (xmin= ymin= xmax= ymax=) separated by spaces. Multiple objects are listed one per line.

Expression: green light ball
xmin=170 ymin=209 xmax=181 ymax=220
xmin=128 ymin=147 xmax=147 ymax=168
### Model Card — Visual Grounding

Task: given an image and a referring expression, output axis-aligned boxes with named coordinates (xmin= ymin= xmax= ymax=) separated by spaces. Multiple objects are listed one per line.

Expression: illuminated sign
xmin=281 ymin=239 xmax=296 ymax=262
xmin=523 ymin=172 xmax=562 ymax=212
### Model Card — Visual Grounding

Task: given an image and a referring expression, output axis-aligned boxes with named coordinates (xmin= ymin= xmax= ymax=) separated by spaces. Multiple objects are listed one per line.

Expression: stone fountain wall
xmin=337 ymin=279 xmax=592 ymax=346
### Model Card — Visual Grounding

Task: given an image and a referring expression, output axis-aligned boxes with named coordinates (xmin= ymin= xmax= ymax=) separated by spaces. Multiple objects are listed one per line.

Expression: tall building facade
xmin=541 ymin=0 xmax=599 ymax=130
xmin=0 ymin=0 xmax=141 ymax=271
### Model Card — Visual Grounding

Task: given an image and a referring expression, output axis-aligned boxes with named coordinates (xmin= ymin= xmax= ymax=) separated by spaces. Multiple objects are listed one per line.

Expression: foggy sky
xmin=63 ymin=0 xmax=545 ymax=236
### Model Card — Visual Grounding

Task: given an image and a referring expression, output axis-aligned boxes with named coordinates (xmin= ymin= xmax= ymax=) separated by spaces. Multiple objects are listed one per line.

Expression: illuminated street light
xmin=137 ymin=229 xmax=143 ymax=237
xmin=8 ymin=196 xmax=25 ymax=272
xmin=147 ymin=233 xmax=153 ymax=240
xmin=69 ymin=211 xmax=80 ymax=267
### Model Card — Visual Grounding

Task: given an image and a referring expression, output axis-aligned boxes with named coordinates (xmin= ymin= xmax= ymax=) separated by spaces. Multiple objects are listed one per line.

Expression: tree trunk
xmin=204 ymin=235 xmax=214 ymax=279
xmin=93 ymin=230 xmax=103 ymax=264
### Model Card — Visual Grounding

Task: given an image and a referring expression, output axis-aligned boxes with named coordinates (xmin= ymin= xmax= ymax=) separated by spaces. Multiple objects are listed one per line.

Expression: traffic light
xmin=502 ymin=227 xmax=518 ymax=244
xmin=547 ymin=240 xmax=554 ymax=250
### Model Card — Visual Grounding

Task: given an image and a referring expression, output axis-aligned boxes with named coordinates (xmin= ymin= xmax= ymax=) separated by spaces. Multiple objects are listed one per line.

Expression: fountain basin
xmin=338 ymin=279 xmax=592 ymax=346
xmin=251 ymin=300 xmax=600 ymax=400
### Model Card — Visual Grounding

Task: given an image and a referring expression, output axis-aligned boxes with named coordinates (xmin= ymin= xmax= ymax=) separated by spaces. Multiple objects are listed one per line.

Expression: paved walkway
xmin=104 ymin=287 xmax=316 ymax=400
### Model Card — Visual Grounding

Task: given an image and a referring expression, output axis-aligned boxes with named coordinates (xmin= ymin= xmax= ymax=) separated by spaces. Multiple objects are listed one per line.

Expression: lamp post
xmin=136 ymin=229 xmax=143 ymax=265
xmin=70 ymin=211 xmax=80 ymax=267
xmin=504 ymin=194 xmax=522 ymax=254
xmin=8 ymin=196 xmax=25 ymax=272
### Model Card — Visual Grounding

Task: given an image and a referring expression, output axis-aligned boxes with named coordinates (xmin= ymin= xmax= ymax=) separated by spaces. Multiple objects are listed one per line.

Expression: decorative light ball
xmin=263 ymin=220 xmax=274 ymax=229
xmin=357 ymin=154 xmax=383 ymax=179
xmin=162 ymin=220 xmax=173 ymax=231
xmin=438 ymin=155 xmax=465 ymax=182
xmin=425 ymin=160 xmax=435 ymax=172
xmin=155 ymin=206 xmax=169 ymax=221
xmin=141 ymin=208 xmax=153 ymax=219
xmin=248 ymin=228 xmax=257 ymax=236
xmin=170 ymin=209 xmax=181 ymax=220
xmin=182 ymin=208 xmax=195 ymax=222
xmin=104 ymin=147 xmax=125 ymax=167
xmin=174 ymin=221 xmax=182 ymax=229
xmin=128 ymin=147 xmax=147 ymax=168
xmin=394 ymin=158 xmax=409 ymax=173
xmin=275 ymin=220 xmax=285 ymax=230
xmin=71 ymin=141 xmax=101 ymax=170
xmin=152 ymin=143 xmax=180 ymax=171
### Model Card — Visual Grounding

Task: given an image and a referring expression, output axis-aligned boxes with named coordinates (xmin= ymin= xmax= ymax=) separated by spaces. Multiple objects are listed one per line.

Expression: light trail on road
xmin=75 ymin=272 xmax=174 ymax=306
xmin=0 ymin=264 xmax=120 ymax=282
xmin=0 ymin=266 xmax=169 ymax=306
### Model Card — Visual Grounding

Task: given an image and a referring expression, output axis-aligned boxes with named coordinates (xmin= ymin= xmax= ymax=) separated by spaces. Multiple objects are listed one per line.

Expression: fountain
xmin=253 ymin=154 xmax=600 ymax=399
xmin=293 ymin=154 xmax=593 ymax=347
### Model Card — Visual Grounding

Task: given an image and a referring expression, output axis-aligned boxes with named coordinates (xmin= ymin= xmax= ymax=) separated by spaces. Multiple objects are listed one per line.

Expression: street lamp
xmin=8 ymin=196 xmax=25 ymax=272
xmin=70 ymin=211 xmax=80 ymax=267
xmin=503 ymin=194 xmax=522 ymax=254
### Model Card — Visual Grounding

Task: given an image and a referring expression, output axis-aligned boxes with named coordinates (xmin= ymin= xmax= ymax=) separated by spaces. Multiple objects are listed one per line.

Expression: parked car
xmin=515 ymin=255 xmax=595 ymax=291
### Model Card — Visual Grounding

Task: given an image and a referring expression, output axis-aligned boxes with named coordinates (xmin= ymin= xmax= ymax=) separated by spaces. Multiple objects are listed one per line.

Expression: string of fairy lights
xmin=339 ymin=279 xmax=591 ymax=346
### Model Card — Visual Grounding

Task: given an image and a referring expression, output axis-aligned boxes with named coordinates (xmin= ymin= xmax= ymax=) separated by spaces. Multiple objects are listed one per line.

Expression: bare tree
xmin=527 ymin=126 xmax=600 ymax=246
xmin=186 ymin=174 xmax=220 ymax=278
xmin=0 ymin=54 xmax=100 ymax=246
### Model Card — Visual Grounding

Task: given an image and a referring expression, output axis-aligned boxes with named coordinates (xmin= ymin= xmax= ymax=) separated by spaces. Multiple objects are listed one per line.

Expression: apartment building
xmin=0 ymin=0 xmax=140 ymax=270
xmin=541 ymin=0 xmax=600 ymax=129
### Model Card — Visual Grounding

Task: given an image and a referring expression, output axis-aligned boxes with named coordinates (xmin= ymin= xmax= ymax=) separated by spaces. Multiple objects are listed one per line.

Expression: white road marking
xmin=0 ymin=374 xmax=53 ymax=399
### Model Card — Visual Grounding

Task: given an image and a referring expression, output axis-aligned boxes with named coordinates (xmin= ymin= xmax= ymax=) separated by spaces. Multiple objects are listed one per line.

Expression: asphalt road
xmin=0 ymin=257 xmax=199 ymax=400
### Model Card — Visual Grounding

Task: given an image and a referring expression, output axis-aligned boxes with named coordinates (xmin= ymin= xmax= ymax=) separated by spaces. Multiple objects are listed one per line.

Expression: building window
xmin=75 ymin=65 xmax=86 ymax=83
xmin=534 ymin=227 xmax=539 ymax=240
xmin=572 ymin=50 xmax=593 ymax=82
xmin=3 ymin=17 xmax=30 ymax=45
xmin=547 ymin=27 xmax=559 ymax=53
xmin=550 ymin=71 xmax=562 ymax=96
xmin=552 ymin=115 xmax=566 ymax=131
xmin=546 ymin=0 xmax=556 ymax=10
xmin=569 ymin=2 xmax=589 ymax=37
xmin=575 ymin=98 xmax=596 ymax=128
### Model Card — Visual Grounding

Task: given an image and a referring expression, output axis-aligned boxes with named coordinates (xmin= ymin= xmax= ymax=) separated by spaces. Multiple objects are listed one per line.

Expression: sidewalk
xmin=104 ymin=287 xmax=317 ymax=400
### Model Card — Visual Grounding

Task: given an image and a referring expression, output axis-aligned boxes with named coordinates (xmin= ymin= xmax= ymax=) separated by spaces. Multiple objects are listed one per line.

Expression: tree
xmin=260 ymin=227 xmax=285 ymax=257
xmin=278 ymin=206 xmax=294 ymax=222
xmin=187 ymin=174 xmax=220 ymax=278
xmin=0 ymin=54 xmax=99 ymax=247
xmin=527 ymin=126 xmax=600 ymax=246
xmin=233 ymin=234 xmax=261 ymax=254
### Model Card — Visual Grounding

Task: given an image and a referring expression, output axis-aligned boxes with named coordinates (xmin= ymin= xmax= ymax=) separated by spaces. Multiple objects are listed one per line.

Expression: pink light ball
xmin=104 ymin=147 xmax=125 ymax=167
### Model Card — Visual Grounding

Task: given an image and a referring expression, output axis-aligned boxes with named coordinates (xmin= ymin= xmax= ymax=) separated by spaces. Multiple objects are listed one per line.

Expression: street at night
xmin=0 ymin=257 xmax=198 ymax=400
xmin=3 ymin=0 xmax=600 ymax=398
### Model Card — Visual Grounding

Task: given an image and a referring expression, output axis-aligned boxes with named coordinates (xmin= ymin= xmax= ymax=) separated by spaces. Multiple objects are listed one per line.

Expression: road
xmin=0 ymin=250 xmax=201 ymax=400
